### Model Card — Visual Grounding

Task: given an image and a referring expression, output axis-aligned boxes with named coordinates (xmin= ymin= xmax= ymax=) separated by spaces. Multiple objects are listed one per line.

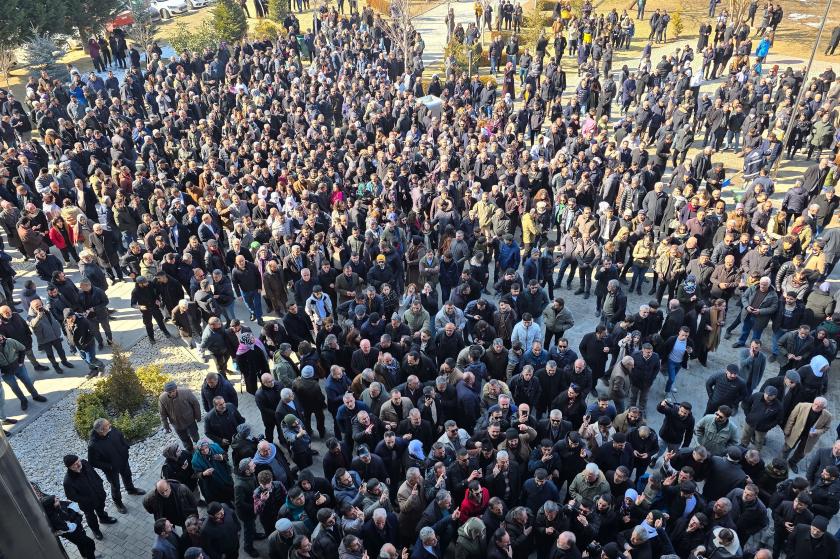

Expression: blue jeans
xmin=771 ymin=329 xmax=785 ymax=356
xmin=242 ymin=291 xmax=263 ymax=321
xmin=665 ymin=359 xmax=681 ymax=392
xmin=737 ymin=313 xmax=763 ymax=345
xmin=221 ymin=303 xmax=237 ymax=324
xmin=2 ymin=364 xmax=40 ymax=402
xmin=490 ymin=55 xmax=499 ymax=74
xmin=628 ymin=265 xmax=648 ymax=291
xmin=78 ymin=343 xmax=103 ymax=371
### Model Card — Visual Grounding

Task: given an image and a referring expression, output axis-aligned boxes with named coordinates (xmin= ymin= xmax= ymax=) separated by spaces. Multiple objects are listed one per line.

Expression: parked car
xmin=149 ymin=0 xmax=189 ymax=19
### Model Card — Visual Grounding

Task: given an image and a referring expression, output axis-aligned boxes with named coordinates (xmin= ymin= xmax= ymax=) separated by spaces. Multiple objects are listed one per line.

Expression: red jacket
xmin=458 ymin=487 xmax=490 ymax=523
xmin=48 ymin=225 xmax=76 ymax=250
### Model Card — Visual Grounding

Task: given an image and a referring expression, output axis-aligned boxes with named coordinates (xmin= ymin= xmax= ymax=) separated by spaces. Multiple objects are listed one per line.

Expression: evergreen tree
xmin=212 ymin=0 xmax=248 ymax=44
xmin=267 ymin=0 xmax=288 ymax=23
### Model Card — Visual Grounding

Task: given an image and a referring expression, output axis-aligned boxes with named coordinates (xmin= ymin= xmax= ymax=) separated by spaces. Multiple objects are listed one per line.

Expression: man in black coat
xmin=90 ymin=223 xmax=124 ymax=282
xmin=200 ymin=371 xmax=238 ymax=412
xmin=578 ymin=325 xmax=610 ymax=393
xmin=201 ymin=502 xmax=241 ymax=559
xmin=63 ymin=454 xmax=118 ymax=539
xmin=656 ymin=400 xmax=695 ymax=452
xmin=254 ymin=373 xmax=282 ymax=444
xmin=727 ymin=484 xmax=768 ymax=544
xmin=740 ymin=386 xmax=783 ymax=451
xmin=789 ymin=516 xmax=838 ymax=559
xmin=87 ymin=419 xmax=144 ymax=513
xmin=142 ymin=479 xmax=198 ymax=529
xmin=702 ymin=447 xmax=748 ymax=501
xmin=704 ymin=364 xmax=749 ymax=415
xmin=130 ymin=275 xmax=172 ymax=343
xmin=203 ymin=395 xmax=245 ymax=450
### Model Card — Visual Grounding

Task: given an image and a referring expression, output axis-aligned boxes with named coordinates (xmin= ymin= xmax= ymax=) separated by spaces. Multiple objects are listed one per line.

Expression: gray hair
xmin=280 ymin=388 xmax=294 ymax=400
xmin=608 ymin=279 xmax=620 ymax=289
xmin=372 ymin=508 xmax=387 ymax=521
xmin=632 ymin=525 xmax=649 ymax=542
xmin=93 ymin=418 xmax=108 ymax=432
xmin=435 ymin=490 xmax=451 ymax=504
xmin=585 ymin=463 xmax=600 ymax=475
xmin=419 ymin=527 xmax=436 ymax=544
xmin=496 ymin=450 xmax=509 ymax=460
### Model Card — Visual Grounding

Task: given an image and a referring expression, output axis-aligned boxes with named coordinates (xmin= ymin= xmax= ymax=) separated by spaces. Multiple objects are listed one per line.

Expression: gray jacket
xmin=28 ymin=308 xmax=64 ymax=347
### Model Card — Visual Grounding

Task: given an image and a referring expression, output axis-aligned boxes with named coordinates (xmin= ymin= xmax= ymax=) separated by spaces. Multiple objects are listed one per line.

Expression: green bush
xmin=98 ymin=347 xmax=147 ymax=413
xmin=267 ymin=0 xmax=288 ymax=23
xmin=74 ymin=392 xmax=108 ymax=439
xmin=212 ymin=0 xmax=248 ymax=44
xmin=112 ymin=409 xmax=160 ymax=442
xmin=73 ymin=347 xmax=171 ymax=443
xmin=136 ymin=364 xmax=170 ymax=395
xmin=168 ymin=21 xmax=217 ymax=54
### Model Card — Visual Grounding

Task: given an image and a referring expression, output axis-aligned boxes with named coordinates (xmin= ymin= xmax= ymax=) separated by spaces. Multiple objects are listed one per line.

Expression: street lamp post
xmin=772 ymin=0 xmax=834 ymax=178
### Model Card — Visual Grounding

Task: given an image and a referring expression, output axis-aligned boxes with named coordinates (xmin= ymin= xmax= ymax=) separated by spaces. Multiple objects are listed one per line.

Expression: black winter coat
xmin=742 ymin=392 xmax=783 ymax=431
xmin=63 ymin=459 xmax=107 ymax=507
xmin=87 ymin=427 xmax=131 ymax=472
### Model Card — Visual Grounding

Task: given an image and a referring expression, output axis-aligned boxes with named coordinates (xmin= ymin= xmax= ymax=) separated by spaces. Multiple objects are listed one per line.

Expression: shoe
xmin=2 ymin=418 xmax=18 ymax=425
xmin=732 ymin=342 xmax=745 ymax=348
xmin=20 ymin=400 xmax=28 ymax=411
xmin=583 ymin=292 xmax=590 ymax=299
xmin=788 ymin=461 xmax=799 ymax=474
xmin=54 ymin=367 xmax=64 ymax=374
xmin=309 ymin=449 xmax=320 ymax=456
xmin=34 ymin=364 xmax=49 ymax=371
xmin=106 ymin=339 xmax=113 ymax=346
xmin=595 ymin=310 xmax=601 ymax=317
xmin=768 ymin=354 xmax=777 ymax=363
xmin=245 ymin=548 xmax=259 ymax=558
xmin=163 ymin=332 xmax=173 ymax=339
xmin=128 ymin=488 xmax=145 ymax=495
xmin=724 ymin=331 xmax=733 ymax=340
xmin=2 ymin=429 xmax=8 ymax=437
xmin=566 ymin=282 xmax=572 ymax=289
xmin=257 ymin=318 xmax=264 ymax=326
xmin=93 ymin=531 xmax=103 ymax=540
xmin=636 ymin=288 xmax=642 ymax=295
xmin=98 ymin=344 xmax=105 ymax=351
xmin=116 ymin=503 xmax=127 ymax=514
xmin=250 ymin=313 xmax=255 ymax=321
xmin=647 ymin=287 xmax=656 ymax=295
xmin=62 ymin=361 xmax=75 ymax=368
xmin=100 ymin=516 xmax=117 ymax=524
xmin=149 ymin=338 xmax=156 ymax=345
xmin=197 ymin=499 xmax=206 ymax=508
xmin=86 ymin=370 xmax=98 ymax=379
xmin=574 ymin=289 xmax=584 ymax=295
xmin=32 ymin=395 xmax=47 ymax=403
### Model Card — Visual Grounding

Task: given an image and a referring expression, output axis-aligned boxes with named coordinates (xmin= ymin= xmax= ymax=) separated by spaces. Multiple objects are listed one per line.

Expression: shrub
xmin=21 ymin=30 xmax=68 ymax=82
xmin=212 ymin=0 xmax=248 ymax=44
xmin=74 ymin=392 xmax=108 ymax=439
xmin=670 ymin=11 xmax=684 ymax=40
xmin=168 ymin=22 xmax=217 ymax=54
xmin=267 ymin=0 xmax=288 ymax=23
xmin=98 ymin=347 xmax=146 ymax=413
xmin=73 ymin=347 xmax=169 ymax=443
xmin=253 ymin=19 xmax=280 ymax=39
xmin=136 ymin=364 xmax=170 ymax=396
xmin=443 ymin=40 xmax=481 ymax=76
xmin=112 ymin=409 xmax=160 ymax=442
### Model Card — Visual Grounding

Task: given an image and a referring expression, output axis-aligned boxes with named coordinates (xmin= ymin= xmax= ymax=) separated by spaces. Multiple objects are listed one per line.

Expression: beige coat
xmin=396 ymin=480 xmax=426 ymax=540
xmin=784 ymin=402 xmax=833 ymax=454
xmin=158 ymin=388 xmax=201 ymax=431
xmin=379 ymin=397 xmax=414 ymax=429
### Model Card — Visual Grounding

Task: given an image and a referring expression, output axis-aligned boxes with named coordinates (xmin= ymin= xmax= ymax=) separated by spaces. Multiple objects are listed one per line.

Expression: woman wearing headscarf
xmin=230 ymin=423 xmax=260 ymax=467
xmin=161 ymin=443 xmax=199 ymax=499
xmin=41 ymin=494 xmax=97 ymax=559
xmin=191 ymin=438 xmax=234 ymax=505
xmin=797 ymin=354 xmax=830 ymax=401
xmin=454 ymin=516 xmax=487 ymax=559
xmin=234 ymin=332 xmax=270 ymax=395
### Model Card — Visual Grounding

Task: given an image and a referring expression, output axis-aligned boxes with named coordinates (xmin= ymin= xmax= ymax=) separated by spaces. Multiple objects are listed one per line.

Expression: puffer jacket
xmin=28 ymin=307 xmax=64 ymax=347
xmin=0 ymin=337 xmax=25 ymax=373
xmin=742 ymin=392 xmax=783 ymax=432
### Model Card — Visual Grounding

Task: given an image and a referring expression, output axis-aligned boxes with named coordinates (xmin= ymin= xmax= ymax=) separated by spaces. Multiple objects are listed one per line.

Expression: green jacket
xmin=0 ymin=337 xmax=25 ymax=372
xmin=694 ymin=413 xmax=739 ymax=456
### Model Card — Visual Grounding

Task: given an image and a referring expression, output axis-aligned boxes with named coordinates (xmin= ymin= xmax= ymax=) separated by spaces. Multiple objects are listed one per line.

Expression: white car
xmin=149 ymin=0 xmax=189 ymax=19
xmin=186 ymin=0 xmax=210 ymax=8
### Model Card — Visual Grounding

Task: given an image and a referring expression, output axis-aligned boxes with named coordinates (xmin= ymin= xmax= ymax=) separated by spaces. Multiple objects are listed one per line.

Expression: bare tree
xmin=127 ymin=0 xmax=156 ymax=52
xmin=380 ymin=0 xmax=416 ymax=73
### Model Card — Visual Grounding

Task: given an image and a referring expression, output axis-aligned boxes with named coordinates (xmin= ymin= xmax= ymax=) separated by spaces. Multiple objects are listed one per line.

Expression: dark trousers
xmin=175 ymin=423 xmax=200 ymax=453
xmin=544 ymin=329 xmax=566 ymax=348
xmin=557 ymin=258 xmax=577 ymax=286
xmin=105 ymin=462 xmax=137 ymax=505
xmin=41 ymin=340 xmax=68 ymax=367
xmin=656 ymin=277 xmax=678 ymax=301
xmin=90 ymin=314 xmax=113 ymax=345
xmin=212 ymin=352 xmax=230 ymax=377
xmin=63 ymin=526 xmax=97 ymax=559
xmin=302 ymin=406 xmax=326 ymax=437
xmin=140 ymin=307 xmax=170 ymax=340
xmin=577 ymin=266 xmax=593 ymax=294
xmin=261 ymin=414 xmax=277 ymax=444
xmin=79 ymin=500 xmax=108 ymax=533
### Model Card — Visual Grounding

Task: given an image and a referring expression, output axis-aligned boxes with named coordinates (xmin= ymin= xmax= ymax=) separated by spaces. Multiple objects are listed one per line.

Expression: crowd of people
xmin=1 ymin=0 xmax=840 ymax=558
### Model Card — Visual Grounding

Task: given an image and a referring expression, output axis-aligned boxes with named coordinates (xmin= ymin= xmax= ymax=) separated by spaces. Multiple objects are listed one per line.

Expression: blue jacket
xmin=498 ymin=241 xmax=521 ymax=272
